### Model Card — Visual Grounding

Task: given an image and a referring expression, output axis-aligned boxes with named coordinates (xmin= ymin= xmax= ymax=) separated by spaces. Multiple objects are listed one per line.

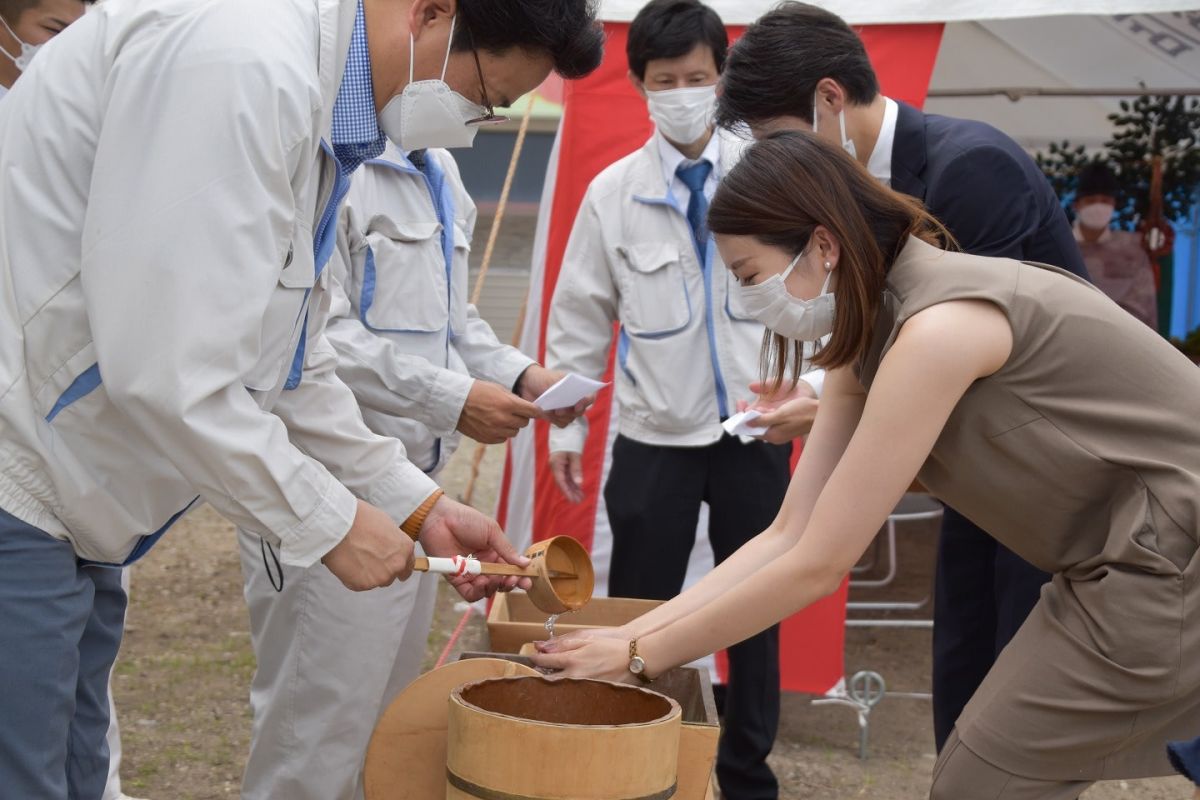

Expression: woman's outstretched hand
xmin=529 ymin=626 xmax=638 ymax=683
xmin=530 ymin=634 xmax=636 ymax=684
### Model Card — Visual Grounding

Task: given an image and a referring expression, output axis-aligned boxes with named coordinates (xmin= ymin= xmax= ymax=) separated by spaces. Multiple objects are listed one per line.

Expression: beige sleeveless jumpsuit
xmin=856 ymin=237 xmax=1200 ymax=787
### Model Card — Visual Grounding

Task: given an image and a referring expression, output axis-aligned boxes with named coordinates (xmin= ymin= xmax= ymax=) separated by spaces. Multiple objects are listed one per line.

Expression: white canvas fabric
xmin=598 ymin=0 xmax=1198 ymax=24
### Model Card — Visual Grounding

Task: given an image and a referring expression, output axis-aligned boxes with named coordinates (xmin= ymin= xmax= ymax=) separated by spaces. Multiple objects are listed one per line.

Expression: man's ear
xmin=815 ymin=77 xmax=847 ymax=116
xmin=628 ymin=69 xmax=648 ymax=99
xmin=408 ymin=0 xmax=456 ymax=43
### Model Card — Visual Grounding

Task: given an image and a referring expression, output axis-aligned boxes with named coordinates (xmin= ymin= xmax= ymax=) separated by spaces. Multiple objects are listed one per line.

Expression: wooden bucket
xmin=446 ymin=676 xmax=682 ymax=799
xmin=363 ymin=658 xmax=539 ymax=800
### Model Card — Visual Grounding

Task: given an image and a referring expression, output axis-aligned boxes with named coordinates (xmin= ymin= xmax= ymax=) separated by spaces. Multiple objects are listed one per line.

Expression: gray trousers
xmin=0 ymin=507 xmax=127 ymax=800
xmin=238 ymin=529 xmax=438 ymax=800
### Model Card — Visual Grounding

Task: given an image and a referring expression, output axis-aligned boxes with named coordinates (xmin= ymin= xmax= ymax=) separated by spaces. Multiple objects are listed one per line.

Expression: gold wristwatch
xmin=628 ymin=639 xmax=654 ymax=684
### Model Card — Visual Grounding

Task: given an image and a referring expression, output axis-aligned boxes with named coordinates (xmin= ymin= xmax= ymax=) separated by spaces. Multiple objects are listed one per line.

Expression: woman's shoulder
xmin=888 ymin=237 xmax=1021 ymax=315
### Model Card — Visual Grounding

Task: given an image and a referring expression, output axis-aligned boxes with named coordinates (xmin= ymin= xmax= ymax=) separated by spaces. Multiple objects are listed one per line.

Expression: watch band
xmin=400 ymin=489 xmax=444 ymax=542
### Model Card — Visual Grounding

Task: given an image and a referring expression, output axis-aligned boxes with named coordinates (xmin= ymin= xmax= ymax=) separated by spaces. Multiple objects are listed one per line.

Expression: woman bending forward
xmin=532 ymin=131 xmax=1200 ymax=799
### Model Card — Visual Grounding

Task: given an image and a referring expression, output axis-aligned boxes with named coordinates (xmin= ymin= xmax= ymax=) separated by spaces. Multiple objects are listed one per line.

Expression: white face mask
xmin=1078 ymin=202 xmax=1115 ymax=231
xmin=0 ymin=13 xmax=41 ymax=72
xmin=378 ymin=16 xmax=485 ymax=152
xmin=646 ymin=84 xmax=716 ymax=146
xmin=813 ymin=90 xmax=856 ymax=160
xmin=737 ymin=250 xmax=836 ymax=342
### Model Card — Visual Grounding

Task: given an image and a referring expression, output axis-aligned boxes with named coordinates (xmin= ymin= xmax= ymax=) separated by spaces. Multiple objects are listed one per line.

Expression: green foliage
xmin=1036 ymin=95 xmax=1200 ymax=228
xmin=1170 ymin=326 xmax=1200 ymax=358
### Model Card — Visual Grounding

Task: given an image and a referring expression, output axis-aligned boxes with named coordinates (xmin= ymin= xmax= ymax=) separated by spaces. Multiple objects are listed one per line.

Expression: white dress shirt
xmin=866 ymin=96 xmax=899 ymax=187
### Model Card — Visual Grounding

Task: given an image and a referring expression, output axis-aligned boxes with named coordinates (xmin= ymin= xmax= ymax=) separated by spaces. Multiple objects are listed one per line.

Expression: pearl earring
xmin=824 ymin=261 xmax=832 ymax=271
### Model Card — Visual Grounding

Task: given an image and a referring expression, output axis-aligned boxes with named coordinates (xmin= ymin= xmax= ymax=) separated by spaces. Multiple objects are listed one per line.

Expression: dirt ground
xmin=111 ymin=444 xmax=1191 ymax=800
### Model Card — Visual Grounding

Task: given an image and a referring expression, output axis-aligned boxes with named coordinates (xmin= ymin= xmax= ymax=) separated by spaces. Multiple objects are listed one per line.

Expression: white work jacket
xmin=326 ymin=144 xmax=534 ymax=474
xmin=546 ymin=132 xmax=767 ymax=452
xmin=0 ymin=0 xmax=439 ymax=566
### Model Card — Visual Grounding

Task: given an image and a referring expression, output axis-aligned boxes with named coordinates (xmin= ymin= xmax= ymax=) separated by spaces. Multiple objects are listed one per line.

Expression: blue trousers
xmin=1169 ymin=737 xmax=1200 ymax=787
xmin=0 ymin=507 xmax=126 ymax=799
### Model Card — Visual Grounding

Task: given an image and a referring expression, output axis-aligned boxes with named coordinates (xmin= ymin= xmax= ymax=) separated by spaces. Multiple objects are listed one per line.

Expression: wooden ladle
xmin=414 ymin=535 xmax=595 ymax=614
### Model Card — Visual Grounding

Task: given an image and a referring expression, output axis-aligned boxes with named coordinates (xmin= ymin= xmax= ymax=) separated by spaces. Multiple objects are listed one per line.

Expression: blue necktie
xmin=676 ymin=159 xmax=713 ymax=261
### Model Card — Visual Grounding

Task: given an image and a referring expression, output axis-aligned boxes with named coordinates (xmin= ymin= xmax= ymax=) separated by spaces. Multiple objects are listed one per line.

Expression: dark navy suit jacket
xmin=892 ymin=101 xmax=1089 ymax=280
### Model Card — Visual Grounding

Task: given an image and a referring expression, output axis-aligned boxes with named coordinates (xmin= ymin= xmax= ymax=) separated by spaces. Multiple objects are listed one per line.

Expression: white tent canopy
xmin=928 ymin=13 xmax=1200 ymax=149
xmin=601 ymin=2 xmax=1200 ymax=149
xmin=598 ymin=0 xmax=1199 ymax=25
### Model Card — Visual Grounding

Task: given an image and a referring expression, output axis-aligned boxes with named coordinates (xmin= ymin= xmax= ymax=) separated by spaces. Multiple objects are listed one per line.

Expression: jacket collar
xmin=630 ymin=128 xmax=749 ymax=210
xmin=317 ymin=0 xmax=361 ymax=141
xmin=630 ymin=136 xmax=677 ymax=208
xmin=890 ymin=100 xmax=927 ymax=200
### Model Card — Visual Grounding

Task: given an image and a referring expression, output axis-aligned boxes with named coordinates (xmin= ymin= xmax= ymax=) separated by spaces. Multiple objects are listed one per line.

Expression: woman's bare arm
xmin=532 ymin=300 xmax=1012 ymax=679
xmin=614 ymin=364 xmax=867 ymax=640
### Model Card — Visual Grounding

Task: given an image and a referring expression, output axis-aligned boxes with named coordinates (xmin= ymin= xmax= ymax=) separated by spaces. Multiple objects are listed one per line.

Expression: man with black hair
xmin=0 ymin=1 xmax=601 ymax=797
xmin=1073 ymin=161 xmax=1157 ymax=328
xmin=715 ymin=0 xmax=1089 ymax=756
xmin=545 ymin=2 xmax=804 ymax=797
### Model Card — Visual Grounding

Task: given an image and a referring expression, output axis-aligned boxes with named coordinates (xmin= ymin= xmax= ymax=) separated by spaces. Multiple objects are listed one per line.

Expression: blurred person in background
xmin=1073 ymin=161 xmax=1157 ymax=329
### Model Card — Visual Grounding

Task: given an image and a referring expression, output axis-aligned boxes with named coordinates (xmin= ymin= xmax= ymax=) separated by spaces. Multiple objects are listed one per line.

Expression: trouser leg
xmin=104 ymin=568 xmax=131 ymax=800
xmin=932 ymin=508 xmax=1000 ymax=750
xmin=0 ymin=508 xmax=124 ymax=800
xmin=930 ymin=731 xmax=1091 ymax=800
xmin=352 ymin=571 xmax=439 ymax=800
xmin=238 ymin=530 xmax=435 ymax=800
xmin=604 ymin=436 xmax=705 ymax=601
xmin=1169 ymin=736 xmax=1200 ymax=786
xmin=72 ymin=565 xmax=127 ymax=800
xmin=704 ymin=436 xmax=790 ymax=800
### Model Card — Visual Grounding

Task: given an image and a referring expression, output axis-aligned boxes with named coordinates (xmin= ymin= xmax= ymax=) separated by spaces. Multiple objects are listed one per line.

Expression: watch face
xmin=629 ymin=656 xmax=646 ymax=674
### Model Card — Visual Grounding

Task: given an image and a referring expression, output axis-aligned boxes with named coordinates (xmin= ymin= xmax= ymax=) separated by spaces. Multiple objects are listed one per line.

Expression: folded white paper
xmin=534 ymin=373 xmax=608 ymax=411
xmin=722 ymin=409 xmax=767 ymax=438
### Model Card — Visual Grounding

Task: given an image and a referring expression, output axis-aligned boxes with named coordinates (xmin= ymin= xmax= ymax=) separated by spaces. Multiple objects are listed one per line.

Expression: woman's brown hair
xmin=708 ymin=130 xmax=954 ymax=393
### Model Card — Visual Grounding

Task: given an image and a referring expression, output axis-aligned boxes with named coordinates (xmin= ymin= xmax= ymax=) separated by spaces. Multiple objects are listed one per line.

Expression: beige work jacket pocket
xmin=615 ymin=242 xmax=691 ymax=338
xmin=358 ymin=216 xmax=448 ymax=333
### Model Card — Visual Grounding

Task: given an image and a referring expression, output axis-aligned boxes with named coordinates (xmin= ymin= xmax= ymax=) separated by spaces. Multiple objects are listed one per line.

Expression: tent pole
xmin=462 ymin=96 xmax=537 ymax=509
xmin=470 ymin=96 xmax=537 ymax=306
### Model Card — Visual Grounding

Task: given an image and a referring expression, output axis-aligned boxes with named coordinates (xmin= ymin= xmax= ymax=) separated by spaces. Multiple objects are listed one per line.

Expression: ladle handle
xmin=414 ymin=556 xmax=538 ymax=578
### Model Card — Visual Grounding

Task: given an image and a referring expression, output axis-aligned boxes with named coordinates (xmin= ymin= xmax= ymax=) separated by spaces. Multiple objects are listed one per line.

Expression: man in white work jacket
xmin=0 ymin=1 xmax=602 ymax=798
xmin=1 ymin=6 xmax=152 ymax=800
xmin=239 ymin=141 xmax=582 ymax=800
xmin=545 ymin=3 xmax=813 ymax=798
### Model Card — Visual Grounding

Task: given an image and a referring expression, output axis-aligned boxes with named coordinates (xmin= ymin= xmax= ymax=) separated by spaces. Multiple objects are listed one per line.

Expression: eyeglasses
xmin=464 ymin=25 xmax=509 ymax=127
